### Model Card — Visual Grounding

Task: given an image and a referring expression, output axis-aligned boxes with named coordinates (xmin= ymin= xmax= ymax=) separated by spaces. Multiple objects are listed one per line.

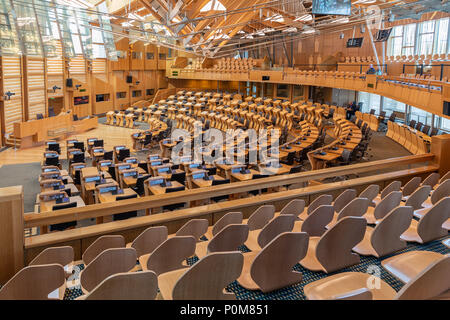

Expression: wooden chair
xmin=29 ymin=246 xmax=74 ymax=277
xmin=332 ymin=189 xmax=356 ymax=213
xmin=300 ymin=216 xmax=367 ymax=273
xmin=359 ymin=184 xmax=380 ymax=207
xmin=245 ymin=215 xmax=296 ymax=251
xmin=238 ymin=232 xmax=309 ymax=292
xmin=80 ymin=248 xmax=137 ymax=294
xmin=141 ymin=236 xmax=196 ymax=275
xmin=326 ymin=197 xmax=370 ymax=229
xmin=304 ymin=254 xmax=450 ymax=300
xmin=437 ymin=171 xmax=450 ymax=187
xmin=78 ymin=271 xmax=158 ymax=300
xmin=243 ymin=205 xmax=275 ymax=231
xmin=158 ymin=251 xmax=244 ymax=300
xmin=415 ymin=179 xmax=450 ymax=218
xmin=353 ymin=206 xmax=413 ymax=257
xmin=127 ymin=226 xmax=168 ymax=259
xmin=168 ymin=219 xmax=209 ymax=241
xmin=382 ymin=250 xmax=449 ymax=286
xmin=82 ymin=235 xmax=125 ymax=266
xmin=293 ymin=205 xmax=335 ymax=236
xmin=401 ymin=197 xmax=449 ymax=243
xmin=298 ymin=194 xmax=333 ymax=220
xmin=401 ymin=176 xmax=422 ymax=201
xmin=0 ymin=264 xmax=65 ymax=300
xmin=364 ymin=191 xmax=402 ymax=224
xmin=421 ymin=172 xmax=440 ymax=189
xmin=403 ymin=185 xmax=432 ymax=211
xmin=204 ymin=211 xmax=243 ymax=240
xmin=275 ymin=199 xmax=305 ymax=219
xmin=195 ymin=224 xmax=249 ymax=259
xmin=372 ymin=181 xmax=401 ymax=206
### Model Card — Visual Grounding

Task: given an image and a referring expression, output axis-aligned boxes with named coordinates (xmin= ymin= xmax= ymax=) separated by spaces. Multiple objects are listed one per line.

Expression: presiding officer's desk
xmin=13 ymin=112 xmax=98 ymax=149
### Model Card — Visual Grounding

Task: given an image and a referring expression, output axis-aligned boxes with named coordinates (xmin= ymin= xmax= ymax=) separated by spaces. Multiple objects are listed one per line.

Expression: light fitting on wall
xmin=75 ymin=84 xmax=82 ymax=91
xmin=135 ymin=81 xmax=140 ymax=85
xmin=52 ymin=85 xmax=61 ymax=93
xmin=4 ymin=91 xmax=15 ymax=100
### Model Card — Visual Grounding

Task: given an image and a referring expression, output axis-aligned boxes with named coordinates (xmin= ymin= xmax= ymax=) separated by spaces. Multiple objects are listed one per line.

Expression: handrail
xmin=24 ymin=153 xmax=434 ymax=228
xmin=24 ymin=163 xmax=439 ymax=249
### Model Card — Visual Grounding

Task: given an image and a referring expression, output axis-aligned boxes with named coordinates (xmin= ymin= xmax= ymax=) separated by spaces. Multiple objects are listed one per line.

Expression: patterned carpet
xmin=63 ymin=234 xmax=449 ymax=300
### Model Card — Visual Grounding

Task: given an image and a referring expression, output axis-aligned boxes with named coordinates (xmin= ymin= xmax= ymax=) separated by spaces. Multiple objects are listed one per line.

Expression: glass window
xmin=383 ymin=97 xmax=406 ymax=120
xmin=441 ymin=117 xmax=450 ymax=132
xmin=389 ymin=26 xmax=403 ymax=57
xmin=159 ymin=53 xmax=166 ymax=60
xmin=418 ymin=20 xmax=435 ymax=55
xmin=132 ymin=52 xmax=142 ymax=59
xmin=132 ymin=90 xmax=142 ymax=97
xmin=435 ymin=18 xmax=449 ymax=54
xmin=92 ymin=29 xmax=103 ymax=43
xmin=276 ymin=84 xmax=289 ymax=98
xmin=93 ymin=44 xmax=106 ymax=58
xmin=410 ymin=106 xmax=433 ymax=125
xmin=358 ymin=92 xmax=381 ymax=114
xmin=71 ymin=35 xmax=83 ymax=54
xmin=146 ymin=89 xmax=154 ymax=95
xmin=264 ymin=83 xmax=273 ymax=97
xmin=402 ymin=24 xmax=416 ymax=56
xmin=116 ymin=92 xmax=126 ymax=99
xmin=293 ymin=85 xmax=304 ymax=98
xmin=96 ymin=94 xmax=110 ymax=102
xmin=117 ymin=50 xmax=126 ymax=58
xmin=146 ymin=52 xmax=154 ymax=59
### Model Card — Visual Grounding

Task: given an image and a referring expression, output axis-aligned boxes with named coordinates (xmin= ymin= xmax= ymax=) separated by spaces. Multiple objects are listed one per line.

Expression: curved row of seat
xmin=387 ymin=121 xmax=430 ymax=154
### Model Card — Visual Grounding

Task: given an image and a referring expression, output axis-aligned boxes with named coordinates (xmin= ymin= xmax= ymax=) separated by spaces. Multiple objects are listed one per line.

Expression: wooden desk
xmin=191 ymin=175 xmax=225 ymax=188
xmin=97 ymin=188 xmax=138 ymax=223
xmin=155 ymin=169 xmax=184 ymax=180
xmin=231 ymin=169 xmax=260 ymax=182
xmin=39 ymin=196 xmax=85 ymax=213
xmin=147 ymin=181 xmax=184 ymax=196
xmin=40 ymin=183 xmax=80 ymax=197
xmin=13 ymin=113 xmax=98 ymax=149
xmin=258 ymin=163 xmax=292 ymax=176
xmin=97 ymin=188 xmax=138 ymax=204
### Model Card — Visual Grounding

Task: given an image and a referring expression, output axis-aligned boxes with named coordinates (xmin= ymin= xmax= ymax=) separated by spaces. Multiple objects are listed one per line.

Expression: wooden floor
xmin=0 ymin=124 xmax=143 ymax=165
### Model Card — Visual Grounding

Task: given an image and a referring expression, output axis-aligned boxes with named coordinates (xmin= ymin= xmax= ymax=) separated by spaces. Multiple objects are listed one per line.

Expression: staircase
xmin=4 ymin=134 xmax=21 ymax=148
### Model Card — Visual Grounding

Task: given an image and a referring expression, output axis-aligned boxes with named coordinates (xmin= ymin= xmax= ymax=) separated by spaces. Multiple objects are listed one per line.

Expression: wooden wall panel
xmin=27 ymin=58 xmax=46 ymax=120
xmin=92 ymin=59 xmax=113 ymax=114
xmin=2 ymin=57 xmax=23 ymax=134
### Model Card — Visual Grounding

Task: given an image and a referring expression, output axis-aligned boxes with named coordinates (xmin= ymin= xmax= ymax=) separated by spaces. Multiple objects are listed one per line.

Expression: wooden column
xmin=0 ymin=186 xmax=24 ymax=285
xmin=430 ymin=133 xmax=450 ymax=175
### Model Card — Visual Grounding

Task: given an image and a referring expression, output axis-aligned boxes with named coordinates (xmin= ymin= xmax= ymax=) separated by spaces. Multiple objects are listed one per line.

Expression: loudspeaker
xmin=262 ymin=76 xmax=270 ymax=81
xmin=66 ymin=78 xmax=73 ymax=87
xmin=126 ymin=75 xmax=133 ymax=83
xmin=443 ymin=101 xmax=450 ymax=116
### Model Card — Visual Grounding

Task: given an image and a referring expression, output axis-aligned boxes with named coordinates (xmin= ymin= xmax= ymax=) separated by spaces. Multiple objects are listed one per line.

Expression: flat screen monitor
xmin=346 ymin=37 xmax=364 ymax=48
xmin=99 ymin=185 xmax=118 ymax=194
xmin=312 ymin=0 xmax=351 ymax=16
xmin=149 ymin=178 xmax=164 ymax=186
xmin=374 ymin=28 xmax=392 ymax=42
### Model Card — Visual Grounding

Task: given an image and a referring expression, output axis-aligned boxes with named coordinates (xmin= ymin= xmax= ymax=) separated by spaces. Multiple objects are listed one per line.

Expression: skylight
xmin=200 ymin=0 xmax=226 ymax=12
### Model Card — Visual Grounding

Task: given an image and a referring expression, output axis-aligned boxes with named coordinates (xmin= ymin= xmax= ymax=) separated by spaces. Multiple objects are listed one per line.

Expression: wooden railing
xmin=24 ymin=154 xmax=434 ymax=230
xmin=23 ymin=161 xmax=438 ymax=262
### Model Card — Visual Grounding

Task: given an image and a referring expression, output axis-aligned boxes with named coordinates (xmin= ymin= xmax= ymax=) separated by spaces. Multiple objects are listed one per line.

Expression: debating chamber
xmin=0 ymin=0 xmax=449 ymax=304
